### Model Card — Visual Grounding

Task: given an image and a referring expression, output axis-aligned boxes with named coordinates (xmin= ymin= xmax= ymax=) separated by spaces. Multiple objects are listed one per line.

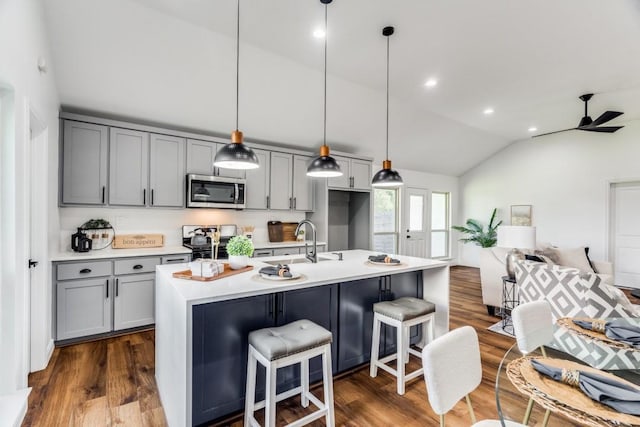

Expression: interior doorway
xmin=400 ymin=187 xmax=429 ymax=258
xmin=610 ymin=181 xmax=640 ymax=288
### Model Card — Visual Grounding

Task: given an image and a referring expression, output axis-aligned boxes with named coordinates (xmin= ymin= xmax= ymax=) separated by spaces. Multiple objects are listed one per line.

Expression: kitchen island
xmin=155 ymin=250 xmax=449 ymax=427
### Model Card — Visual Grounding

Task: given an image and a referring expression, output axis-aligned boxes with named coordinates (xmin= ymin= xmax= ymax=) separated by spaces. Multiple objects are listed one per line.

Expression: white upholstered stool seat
xmin=244 ymin=319 xmax=335 ymax=427
xmin=370 ymin=297 xmax=436 ymax=395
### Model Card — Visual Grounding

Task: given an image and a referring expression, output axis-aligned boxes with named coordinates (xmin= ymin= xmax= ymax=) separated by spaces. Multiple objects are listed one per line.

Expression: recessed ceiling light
xmin=313 ymin=28 xmax=326 ymax=39
xmin=483 ymin=108 xmax=494 ymax=115
xmin=424 ymin=78 xmax=438 ymax=88
xmin=528 ymin=126 xmax=538 ymax=132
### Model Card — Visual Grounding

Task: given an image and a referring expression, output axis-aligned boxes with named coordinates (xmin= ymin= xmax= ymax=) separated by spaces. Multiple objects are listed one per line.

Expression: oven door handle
xmin=234 ymin=183 xmax=239 ymax=204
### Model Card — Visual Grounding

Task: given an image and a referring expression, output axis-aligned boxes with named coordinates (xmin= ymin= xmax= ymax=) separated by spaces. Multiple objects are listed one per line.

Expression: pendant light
xmin=213 ymin=0 xmax=259 ymax=170
xmin=307 ymin=0 xmax=343 ymax=178
xmin=372 ymin=26 xmax=403 ymax=187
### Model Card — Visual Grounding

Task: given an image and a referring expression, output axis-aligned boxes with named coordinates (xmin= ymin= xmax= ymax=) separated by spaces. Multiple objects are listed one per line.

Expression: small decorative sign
xmin=112 ymin=234 xmax=164 ymax=249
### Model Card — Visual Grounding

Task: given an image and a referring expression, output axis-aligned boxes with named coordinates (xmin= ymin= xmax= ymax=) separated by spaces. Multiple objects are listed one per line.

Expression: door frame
xmin=400 ymin=187 xmax=430 ymax=257
xmin=607 ymin=179 xmax=640 ymax=268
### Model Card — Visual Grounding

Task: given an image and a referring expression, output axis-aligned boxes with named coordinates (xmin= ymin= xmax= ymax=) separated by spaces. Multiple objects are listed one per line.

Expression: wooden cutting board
xmin=172 ymin=264 xmax=253 ymax=282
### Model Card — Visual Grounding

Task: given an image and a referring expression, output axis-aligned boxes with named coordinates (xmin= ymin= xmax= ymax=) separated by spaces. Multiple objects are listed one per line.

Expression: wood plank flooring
xmin=24 ymin=266 xmax=581 ymax=426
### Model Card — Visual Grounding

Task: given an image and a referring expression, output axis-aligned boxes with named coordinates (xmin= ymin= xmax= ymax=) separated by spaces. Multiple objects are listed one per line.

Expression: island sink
xmin=262 ymin=256 xmax=332 ymax=265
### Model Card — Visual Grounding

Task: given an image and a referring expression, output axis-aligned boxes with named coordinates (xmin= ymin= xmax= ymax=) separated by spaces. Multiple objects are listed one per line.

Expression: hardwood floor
xmin=24 ymin=266 xmax=580 ymax=426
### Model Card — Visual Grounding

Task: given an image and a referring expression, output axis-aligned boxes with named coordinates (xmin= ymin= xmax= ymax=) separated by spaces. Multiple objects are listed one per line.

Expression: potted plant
xmin=226 ymin=235 xmax=254 ymax=269
xmin=452 ymin=208 xmax=502 ymax=248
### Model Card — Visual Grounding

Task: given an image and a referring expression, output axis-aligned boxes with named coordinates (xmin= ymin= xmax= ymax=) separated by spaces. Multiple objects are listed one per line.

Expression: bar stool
xmin=370 ymin=296 xmax=436 ymax=395
xmin=244 ymin=319 xmax=335 ymax=427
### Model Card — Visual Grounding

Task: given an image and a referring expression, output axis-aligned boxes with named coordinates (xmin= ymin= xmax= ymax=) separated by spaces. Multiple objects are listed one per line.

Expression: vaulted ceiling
xmin=43 ymin=0 xmax=640 ymax=176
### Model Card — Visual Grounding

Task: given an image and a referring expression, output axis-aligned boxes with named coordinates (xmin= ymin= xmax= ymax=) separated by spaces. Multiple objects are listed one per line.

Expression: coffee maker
xmin=71 ymin=228 xmax=92 ymax=252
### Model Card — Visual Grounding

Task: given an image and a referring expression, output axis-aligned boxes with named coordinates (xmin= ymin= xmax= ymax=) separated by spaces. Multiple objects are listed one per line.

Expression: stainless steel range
xmin=182 ymin=224 xmax=238 ymax=259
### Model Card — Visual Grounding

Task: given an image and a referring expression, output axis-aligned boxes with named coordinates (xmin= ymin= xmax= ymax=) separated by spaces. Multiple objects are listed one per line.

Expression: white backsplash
xmin=58 ymin=207 xmax=306 ymax=252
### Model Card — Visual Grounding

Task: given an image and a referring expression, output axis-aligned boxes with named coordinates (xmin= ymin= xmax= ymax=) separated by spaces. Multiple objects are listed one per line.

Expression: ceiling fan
xmin=533 ymin=93 xmax=624 ymax=138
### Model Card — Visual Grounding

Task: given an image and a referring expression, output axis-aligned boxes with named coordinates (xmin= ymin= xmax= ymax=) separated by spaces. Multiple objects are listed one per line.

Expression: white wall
xmin=0 ymin=0 xmax=60 ymax=401
xmin=58 ymin=208 xmax=305 ymax=251
xmin=458 ymin=118 xmax=640 ymax=267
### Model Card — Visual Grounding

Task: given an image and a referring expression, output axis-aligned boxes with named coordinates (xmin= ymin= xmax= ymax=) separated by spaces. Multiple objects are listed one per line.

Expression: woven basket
xmin=507 ymin=356 xmax=640 ymax=427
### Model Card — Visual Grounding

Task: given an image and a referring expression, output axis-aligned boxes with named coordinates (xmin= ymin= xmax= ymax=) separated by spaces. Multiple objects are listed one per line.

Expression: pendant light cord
xmin=236 ymin=0 xmax=240 ymax=131
xmin=323 ymin=3 xmax=328 ymax=147
xmin=386 ymin=34 xmax=389 ymax=161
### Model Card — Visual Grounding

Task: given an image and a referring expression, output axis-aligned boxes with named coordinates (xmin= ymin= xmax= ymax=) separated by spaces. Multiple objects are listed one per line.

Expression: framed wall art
xmin=511 ymin=205 xmax=532 ymax=226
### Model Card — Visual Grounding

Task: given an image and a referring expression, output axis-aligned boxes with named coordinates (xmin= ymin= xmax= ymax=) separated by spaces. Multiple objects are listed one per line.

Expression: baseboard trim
xmin=0 ymin=387 xmax=31 ymax=427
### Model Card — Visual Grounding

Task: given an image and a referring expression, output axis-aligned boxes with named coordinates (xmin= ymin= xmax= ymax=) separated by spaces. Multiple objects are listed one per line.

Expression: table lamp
xmin=497 ymin=225 xmax=536 ymax=279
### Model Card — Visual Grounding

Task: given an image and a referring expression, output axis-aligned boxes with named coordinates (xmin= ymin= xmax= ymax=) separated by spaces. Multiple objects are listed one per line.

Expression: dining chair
xmin=512 ymin=300 xmax=554 ymax=426
xmin=421 ymin=326 xmax=525 ymax=427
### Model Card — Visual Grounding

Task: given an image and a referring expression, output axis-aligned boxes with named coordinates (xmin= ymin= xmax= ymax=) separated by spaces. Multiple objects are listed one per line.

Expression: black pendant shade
xmin=372 ymin=25 xmax=403 ymax=188
xmin=307 ymin=0 xmax=343 ymax=178
xmin=213 ymin=0 xmax=259 ymax=170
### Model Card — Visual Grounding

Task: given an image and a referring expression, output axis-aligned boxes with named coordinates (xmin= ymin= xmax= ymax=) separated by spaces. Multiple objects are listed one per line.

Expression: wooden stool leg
xmin=322 ymin=345 xmax=335 ymax=427
xmin=370 ymin=314 xmax=381 ymax=377
xmin=300 ymin=358 xmax=309 ymax=408
xmin=397 ymin=322 xmax=405 ymax=395
xmin=244 ymin=348 xmax=257 ymax=427
xmin=265 ymin=362 xmax=277 ymax=427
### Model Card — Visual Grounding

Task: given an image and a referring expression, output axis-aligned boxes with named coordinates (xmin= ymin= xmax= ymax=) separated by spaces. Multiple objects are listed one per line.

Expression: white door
xmin=401 ymin=187 xmax=429 ymax=258
xmin=611 ymin=182 xmax=640 ymax=288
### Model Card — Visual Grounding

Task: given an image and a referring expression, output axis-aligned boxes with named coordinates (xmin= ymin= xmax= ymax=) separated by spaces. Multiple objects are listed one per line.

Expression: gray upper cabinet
xmin=150 ymin=134 xmax=185 ymax=207
xmin=113 ymin=273 xmax=155 ymax=331
xmin=328 ymin=156 xmax=372 ymax=191
xmin=292 ymin=155 xmax=313 ymax=211
xmin=186 ymin=139 xmax=245 ymax=179
xmin=61 ymin=121 xmax=108 ymax=205
xmin=245 ymin=148 xmax=270 ymax=210
xmin=269 ymin=152 xmax=293 ymax=210
xmin=186 ymin=139 xmax=215 ymax=175
xmin=109 ymin=128 xmax=149 ymax=206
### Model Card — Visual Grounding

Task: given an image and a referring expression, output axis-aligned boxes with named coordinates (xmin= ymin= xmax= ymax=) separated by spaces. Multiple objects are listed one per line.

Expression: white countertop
xmin=51 ymin=245 xmax=192 ymax=261
xmin=252 ymin=241 xmax=327 ymax=249
xmin=157 ymin=249 xmax=448 ymax=305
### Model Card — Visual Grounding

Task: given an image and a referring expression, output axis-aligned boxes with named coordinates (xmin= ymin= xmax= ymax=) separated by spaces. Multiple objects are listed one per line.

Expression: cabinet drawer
xmin=114 ymin=257 xmax=160 ymax=275
xmin=253 ymin=249 xmax=273 ymax=258
xmin=272 ymin=247 xmax=301 ymax=256
xmin=57 ymin=261 xmax=112 ymax=280
xmin=162 ymin=254 xmax=190 ymax=264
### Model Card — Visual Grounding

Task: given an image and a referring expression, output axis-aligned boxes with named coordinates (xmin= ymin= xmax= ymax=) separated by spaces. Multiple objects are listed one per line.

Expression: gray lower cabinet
xmin=56 ymin=277 xmax=112 ymax=340
xmin=252 ymin=249 xmax=273 ymax=258
xmin=61 ymin=120 xmax=108 ymax=205
xmin=271 ymin=247 xmax=301 ymax=256
xmin=55 ymin=254 xmax=183 ymax=342
xmin=113 ymin=273 xmax=155 ymax=330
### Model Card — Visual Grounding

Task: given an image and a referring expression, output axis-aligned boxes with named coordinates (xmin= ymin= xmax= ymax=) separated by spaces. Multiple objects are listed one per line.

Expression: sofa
xmin=515 ymin=260 xmax=638 ymax=320
xmin=479 ymin=246 xmax=614 ymax=316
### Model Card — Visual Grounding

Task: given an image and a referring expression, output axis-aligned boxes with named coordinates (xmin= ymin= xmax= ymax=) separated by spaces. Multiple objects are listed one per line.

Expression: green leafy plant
xmin=452 ymin=208 xmax=502 ymax=248
xmin=226 ymin=235 xmax=255 ymax=256
xmin=81 ymin=218 xmax=112 ymax=229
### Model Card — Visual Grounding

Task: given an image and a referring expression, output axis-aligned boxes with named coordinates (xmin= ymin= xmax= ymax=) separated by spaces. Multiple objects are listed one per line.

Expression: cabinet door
xmin=149 ymin=134 xmax=185 ymax=207
xmin=277 ymin=285 xmax=338 ymax=391
xmin=109 ymin=128 xmax=149 ymax=206
xmin=327 ymin=156 xmax=350 ymax=189
xmin=269 ymin=152 xmax=293 ymax=210
xmin=113 ymin=273 xmax=155 ymax=330
xmin=186 ymin=139 xmax=215 ymax=175
xmin=245 ymin=148 xmax=270 ymax=210
xmin=292 ymin=155 xmax=314 ymax=211
xmin=383 ymin=272 xmax=423 ymax=355
xmin=215 ymin=143 xmax=246 ymax=179
xmin=351 ymin=159 xmax=372 ymax=190
xmin=61 ymin=121 xmax=108 ymax=205
xmin=338 ymin=277 xmax=382 ymax=371
xmin=192 ymin=294 xmax=275 ymax=425
xmin=56 ymin=278 xmax=111 ymax=340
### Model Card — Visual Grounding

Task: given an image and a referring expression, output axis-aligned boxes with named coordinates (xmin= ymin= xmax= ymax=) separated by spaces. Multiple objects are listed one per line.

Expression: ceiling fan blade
xmin=579 ymin=125 xmax=624 ymax=133
xmin=531 ymin=128 xmax=576 ymax=138
xmin=590 ymin=111 xmax=623 ymax=126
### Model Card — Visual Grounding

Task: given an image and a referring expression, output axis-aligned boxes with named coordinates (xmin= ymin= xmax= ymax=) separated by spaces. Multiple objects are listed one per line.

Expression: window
xmin=373 ymin=188 xmax=399 ymax=254
xmin=431 ymin=192 xmax=450 ymax=258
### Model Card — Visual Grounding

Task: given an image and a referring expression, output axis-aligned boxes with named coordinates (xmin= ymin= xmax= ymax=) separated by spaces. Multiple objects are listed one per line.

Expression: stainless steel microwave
xmin=186 ymin=174 xmax=246 ymax=209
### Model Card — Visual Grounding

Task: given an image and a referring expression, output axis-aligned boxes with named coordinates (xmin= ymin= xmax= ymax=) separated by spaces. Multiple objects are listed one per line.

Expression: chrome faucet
xmin=295 ymin=219 xmax=317 ymax=263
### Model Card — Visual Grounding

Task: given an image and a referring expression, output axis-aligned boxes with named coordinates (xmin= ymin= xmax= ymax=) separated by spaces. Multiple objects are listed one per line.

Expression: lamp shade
xmin=497 ymin=226 xmax=536 ymax=249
